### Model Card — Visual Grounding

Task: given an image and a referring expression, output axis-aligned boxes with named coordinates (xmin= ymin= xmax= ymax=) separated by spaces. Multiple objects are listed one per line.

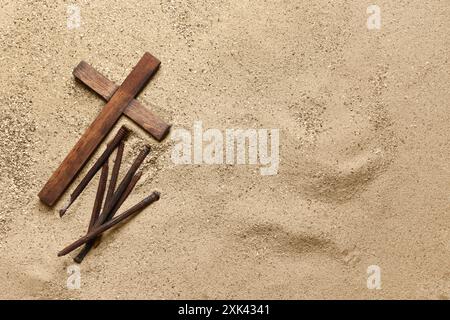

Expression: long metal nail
xmin=58 ymin=191 xmax=160 ymax=257
xmin=59 ymin=126 xmax=129 ymax=217
xmin=73 ymin=162 xmax=109 ymax=264
xmin=75 ymin=171 xmax=142 ymax=263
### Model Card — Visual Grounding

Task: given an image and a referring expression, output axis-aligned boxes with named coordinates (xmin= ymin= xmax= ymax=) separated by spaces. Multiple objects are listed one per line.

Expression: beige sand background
xmin=0 ymin=0 xmax=449 ymax=299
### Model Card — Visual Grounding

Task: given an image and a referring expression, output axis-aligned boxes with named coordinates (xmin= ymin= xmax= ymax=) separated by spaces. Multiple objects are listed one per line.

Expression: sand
xmin=0 ymin=0 xmax=449 ymax=299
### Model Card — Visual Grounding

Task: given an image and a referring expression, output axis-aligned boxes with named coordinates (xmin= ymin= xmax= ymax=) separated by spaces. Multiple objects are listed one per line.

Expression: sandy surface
xmin=0 ymin=0 xmax=449 ymax=299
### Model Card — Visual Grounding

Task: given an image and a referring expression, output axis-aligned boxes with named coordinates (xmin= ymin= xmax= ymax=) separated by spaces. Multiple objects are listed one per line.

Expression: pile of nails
xmin=57 ymin=126 xmax=160 ymax=263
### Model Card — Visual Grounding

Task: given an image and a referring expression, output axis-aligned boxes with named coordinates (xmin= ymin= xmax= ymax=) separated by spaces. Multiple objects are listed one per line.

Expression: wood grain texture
xmin=73 ymin=61 xmax=171 ymax=141
xmin=38 ymin=53 xmax=160 ymax=207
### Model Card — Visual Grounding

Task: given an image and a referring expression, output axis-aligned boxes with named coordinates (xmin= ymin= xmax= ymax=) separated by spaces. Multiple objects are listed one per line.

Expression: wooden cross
xmin=38 ymin=52 xmax=170 ymax=207
xmin=72 ymin=61 xmax=170 ymax=141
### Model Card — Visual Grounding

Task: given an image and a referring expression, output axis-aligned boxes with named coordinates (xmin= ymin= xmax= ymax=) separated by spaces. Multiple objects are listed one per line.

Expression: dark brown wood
xmin=58 ymin=126 xmax=129 ymax=217
xmin=75 ymin=171 xmax=142 ymax=262
xmin=58 ymin=191 xmax=160 ymax=257
xmin=73 ymin=61 xmax=171 ymax=141
xmin=38 ymin=53 xmax=160 ymax=207
xmin=104 ymin=141 xmax=124 ymax=208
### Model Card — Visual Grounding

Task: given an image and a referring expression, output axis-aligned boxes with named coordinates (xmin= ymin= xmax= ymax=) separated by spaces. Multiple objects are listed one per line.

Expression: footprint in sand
xmin=284 ymin=71 xmax=397 ymax=202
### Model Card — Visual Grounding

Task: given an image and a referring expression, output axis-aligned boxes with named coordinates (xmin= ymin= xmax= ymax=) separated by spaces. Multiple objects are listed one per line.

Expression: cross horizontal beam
xmin=73 ymin=61 xmax=171 ymax=141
